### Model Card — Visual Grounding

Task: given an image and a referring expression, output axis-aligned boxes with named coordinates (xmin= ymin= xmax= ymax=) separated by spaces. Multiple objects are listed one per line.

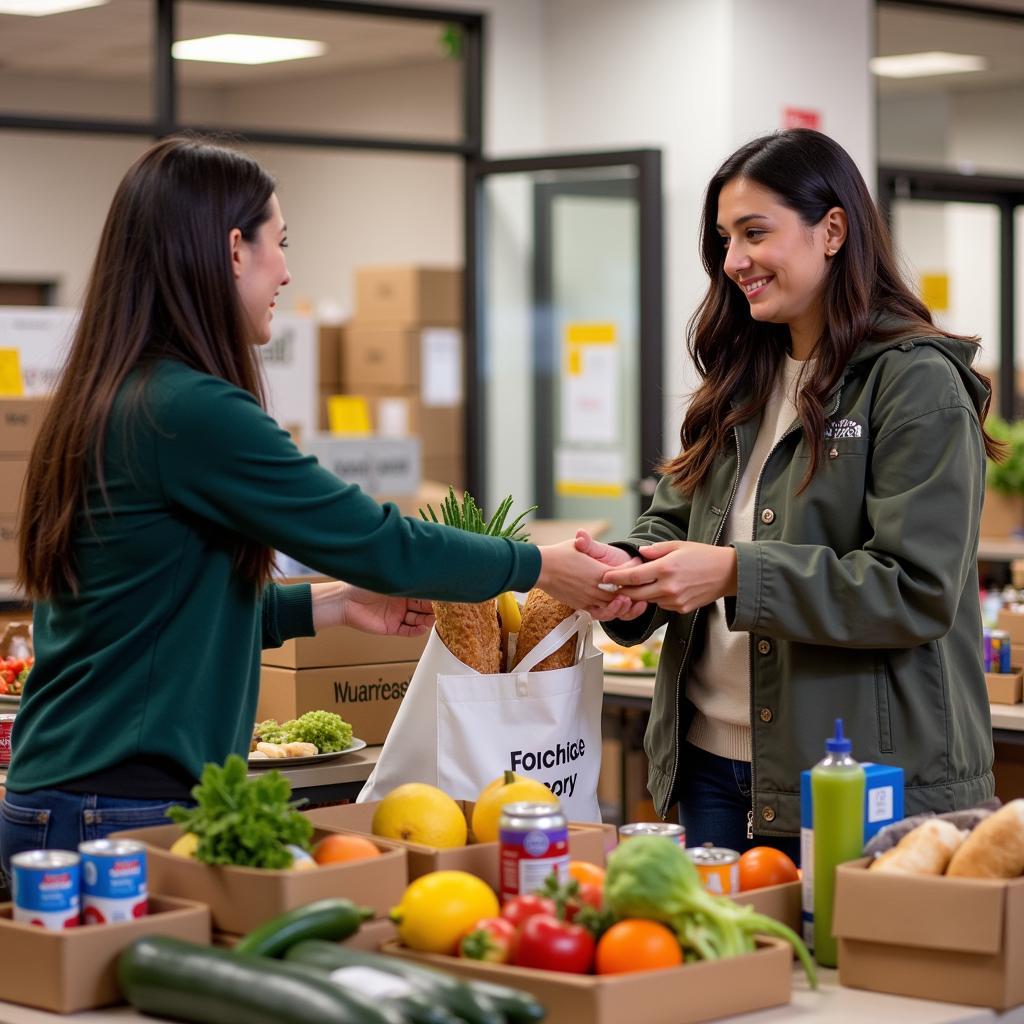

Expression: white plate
xmin=248 ymin=737 xmax=367 ymax=768
xmin=0 ymin=693 xmax=21 ymax=706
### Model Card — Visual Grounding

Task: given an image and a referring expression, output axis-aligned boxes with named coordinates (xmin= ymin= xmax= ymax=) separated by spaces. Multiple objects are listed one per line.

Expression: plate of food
xmin=594 ymin=623 xmax=663 ymax=675
xmin=248 ymin=737 xmax=367 ymax=768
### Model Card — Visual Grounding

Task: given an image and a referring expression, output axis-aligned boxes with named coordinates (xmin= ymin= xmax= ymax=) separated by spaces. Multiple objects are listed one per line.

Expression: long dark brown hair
xmin=19 ymin=136 xmax=276 ymax=599
xmin=663 ymin=128 xmax=1001 ymax=494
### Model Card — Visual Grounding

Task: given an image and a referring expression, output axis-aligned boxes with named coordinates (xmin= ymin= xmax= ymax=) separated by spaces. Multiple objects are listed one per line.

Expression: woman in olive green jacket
xmin=582 ymin=130 xmax=998 ymax=856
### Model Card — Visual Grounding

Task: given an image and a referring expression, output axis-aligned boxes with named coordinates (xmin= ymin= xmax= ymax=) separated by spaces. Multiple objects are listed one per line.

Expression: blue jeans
xmin=0 ymin=789 xmax=179 ymax=878
xmin=677 ymin=743 xmax=802 ymax=865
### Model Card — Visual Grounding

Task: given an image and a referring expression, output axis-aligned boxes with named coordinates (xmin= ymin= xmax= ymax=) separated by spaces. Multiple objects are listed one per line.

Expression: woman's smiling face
xmin=717 ymin=176 xmax=840 ymax=351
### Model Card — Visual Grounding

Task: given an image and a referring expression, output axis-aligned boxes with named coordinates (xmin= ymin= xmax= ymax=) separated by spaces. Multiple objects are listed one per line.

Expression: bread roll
xmin=946 ymin=799 xmax=1024 ymax=878
xmin=869 ymin=818 xmax=966 ymax=875
xmin=512 ymin=590 xmax=576 ymax=671
xmin=256 ymin=742 xmax=288 ymax=758
xmin=283 ymin=742 xmax=318 ymax=758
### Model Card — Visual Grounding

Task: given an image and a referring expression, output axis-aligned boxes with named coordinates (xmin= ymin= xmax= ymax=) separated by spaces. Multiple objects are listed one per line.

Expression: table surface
xmin=1 ymin=965 xmax=1022 ymax=1023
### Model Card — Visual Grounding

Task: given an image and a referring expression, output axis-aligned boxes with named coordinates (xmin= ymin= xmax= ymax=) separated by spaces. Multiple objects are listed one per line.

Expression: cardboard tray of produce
xmin=111 ymin=823 xmax=407 ymax=936
xmin=382 ymin=937 xmax=792 ymax=1024
xmin=305 ymin=801 xmax=616 ymax=887
xmin=833 ymin=857 xmax=1024 ymax=1010
xmin=0 ymin=894 xmax=210 ymax=1014
xmin=732 ymin=879 xmax=802 ymax=934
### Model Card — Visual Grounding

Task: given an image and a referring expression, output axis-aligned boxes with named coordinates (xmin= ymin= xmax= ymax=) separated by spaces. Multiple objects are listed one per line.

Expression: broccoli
xmin=254 ymin=719 xmax=289 ymax=744
xmin=282 ymin=710 xmax=353 ymax=753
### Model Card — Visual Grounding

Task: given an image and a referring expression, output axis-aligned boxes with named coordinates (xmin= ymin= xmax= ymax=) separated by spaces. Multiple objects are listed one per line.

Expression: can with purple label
xmin=499 ymin=802 xmax=569 ymax=904
xmin=79 ymin=839 xmax=148 ymax=924
xmin=11 ymin=850 xmax=81 ymax=930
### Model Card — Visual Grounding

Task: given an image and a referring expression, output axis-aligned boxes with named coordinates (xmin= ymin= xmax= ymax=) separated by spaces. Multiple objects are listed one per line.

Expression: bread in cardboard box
xmin=946 ymin=798 xmax=1024 ymax=879
xmin=869 ymin=818 xmax=966 ymax=875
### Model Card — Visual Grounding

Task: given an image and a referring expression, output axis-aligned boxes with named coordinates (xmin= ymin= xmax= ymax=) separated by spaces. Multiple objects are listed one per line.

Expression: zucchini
xmin=234 ymin=897 xmax=373 ymax=958
xmin=389 ymin=994 xmax=464 ymax=1024
xmin=117 ymin=936 xmax=407 ymax=1024
xmin=285 ymin=940 xmax=505 ymax=1024
xmin=469 ymin=980 xmax=547 ymax=1023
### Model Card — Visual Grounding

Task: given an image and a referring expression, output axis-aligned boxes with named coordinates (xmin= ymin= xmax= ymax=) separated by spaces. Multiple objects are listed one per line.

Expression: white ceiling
xmin=0 ymin=0 xmax=450 ymax=84
xmin=877 ymin=1 xmax=1024 ymax=96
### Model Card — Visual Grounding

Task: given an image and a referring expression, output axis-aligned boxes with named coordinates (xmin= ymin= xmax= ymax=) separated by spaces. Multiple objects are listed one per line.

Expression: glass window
xmin=0 ymin=0 xmax=153 ymax=123
xmin=174 ymin=2 xmax=463 ymax=143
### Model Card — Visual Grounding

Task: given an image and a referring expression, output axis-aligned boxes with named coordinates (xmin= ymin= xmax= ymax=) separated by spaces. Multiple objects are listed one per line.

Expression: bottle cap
xmin=825 ymin=717 xmax=852 ymax=754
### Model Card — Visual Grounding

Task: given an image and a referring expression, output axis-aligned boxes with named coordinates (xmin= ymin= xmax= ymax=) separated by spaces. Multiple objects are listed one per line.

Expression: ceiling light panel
xmin=870 ymin=51 xmax=988 ymax=79
xmin=172 ymin=33 xmax=326 ymax=65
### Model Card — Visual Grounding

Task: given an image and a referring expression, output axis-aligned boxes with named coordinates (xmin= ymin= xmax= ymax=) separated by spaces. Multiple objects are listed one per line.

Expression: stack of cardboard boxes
xmin=0 ymin=397 xmax=50 ymax=579
xmin=334 ymin=266 xmax=466 ymax=491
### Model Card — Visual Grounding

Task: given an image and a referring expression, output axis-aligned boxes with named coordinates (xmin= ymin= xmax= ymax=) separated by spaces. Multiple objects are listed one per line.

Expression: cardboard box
xmin=732 ymin=880 xmax=802 ymax=935
xmin=257 ymin=662 xmax=417 ymax=744
xmin=423 ymin=454 xmax=465 ymax=491
xmin=834 ymin=858 xmax=1024 ymax=1010
xmin=111 ymin=823 xmax=408 ymax=935
xmin=997 ymin=607 xmax=1024 ymax=645
xmin=0 ymin=895 xmax=210 ymax=1013
xmin=304 ymin=433 xmax=421 ymax=496
xmin=306 ymin=801 xmax=616 ymax=888
xmin=986 ymin=670 xmax=1023 ymax=704
xmin=0 ymin=459 xmax=26 ymax=518
xmin=318 ymin=324 xmax=344 ymax=389
xmin=263 ymin=623 xmax=428 ymax=670
xmin=383 ymin=938 xmax=792 ymax=1024
xmin=0 ymin=396 xmax=50 ymax=455
xmin=354 ymin=266 xmax=461 ymax=326
xmin=343 ymin=326 xmax=422 ymax=391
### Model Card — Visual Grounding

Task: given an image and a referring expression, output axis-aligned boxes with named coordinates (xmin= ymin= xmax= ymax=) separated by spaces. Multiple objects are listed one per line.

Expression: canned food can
xmin=992 ymin=629 xmax=1013 ymax=673
xmin=686 ymin=844 xmax=740 ymax=895
xmin=499 ymin=801 xmax=569 ymax=904
xmin=0 ymin=713 xmax=15 ymax=767
xmin=11 ymin=850 xmax=81 ymax=930
xmin=983 ymin=627 xmax=993 ymax=672
xmin=79 ymin=839 xmax=148 ymax=924
xmin=618 ymin=822 xmax=686 ymax=846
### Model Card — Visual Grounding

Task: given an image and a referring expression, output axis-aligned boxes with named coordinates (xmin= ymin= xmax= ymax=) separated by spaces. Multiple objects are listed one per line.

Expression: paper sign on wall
xmin=562 ymin=323 xmax=617 ymax=445
xmin=327 ymin=395 xmax=372 ymax=435
xmin=0 ymin=350 xmax=25 ymax=396
xmin=555 ymin=447 xmax=626 ymax=498
xmin=421 ymin=328 xmax=463 ymax=406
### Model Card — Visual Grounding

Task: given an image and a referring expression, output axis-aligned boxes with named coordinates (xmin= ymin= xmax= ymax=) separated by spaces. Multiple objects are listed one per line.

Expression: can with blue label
xmin=79 ymin=839 xmax=148 ymax=924
xmin=988 ymin=628 xmax=1012 ymax=673
xmin=11 ymin=850 xmax=81 ymax=930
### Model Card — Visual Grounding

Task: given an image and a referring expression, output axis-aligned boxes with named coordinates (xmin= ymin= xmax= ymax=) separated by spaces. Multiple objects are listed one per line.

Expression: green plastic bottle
xmin=811 ymin=718 xmax=864 ymax=968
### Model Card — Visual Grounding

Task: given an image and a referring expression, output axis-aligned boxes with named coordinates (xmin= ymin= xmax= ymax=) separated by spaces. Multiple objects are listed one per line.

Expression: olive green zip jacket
xmin=606 ymin=326 xmax=995 ymax=835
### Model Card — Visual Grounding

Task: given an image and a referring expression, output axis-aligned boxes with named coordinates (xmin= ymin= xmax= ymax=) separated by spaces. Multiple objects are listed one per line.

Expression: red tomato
xmin=1 ymin=671 xmax=13 ymax=685
xmin=458 ymin=917 xmax=517 ymax=963
xmin=738 ymin=847 xmax=800 ymax=891
xmin=7 ymin=660 xmax=23 ymax=675
xmin=500 ymin=893 xmax=556 ymax=929
xmin=514 ymin=914 xmax=595 ymax=974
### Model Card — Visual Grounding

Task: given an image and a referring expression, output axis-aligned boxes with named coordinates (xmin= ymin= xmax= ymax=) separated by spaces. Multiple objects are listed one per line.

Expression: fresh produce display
xmin=604 ymin=836 xmax=817 ymax=986
xmin=234 ymin=899 xmax=374 ymax=958
xmin=737 ymin=847 xmax=800 ymax=891
xmin=419 ymin=490 xmax=576 ymax=674
xmin=372 ymin=782 xmax=469 ymax=848
xmin=594 ymin=623 xmax=663 ymax=674
xmin=0 ymin=654 xmax=32 ymax=695
xmin=867 ymin=798 xmax=1024 ymax=879
xmin=391 ymin=871 xmax=500 ymax=954
xmin=594 ymin=919 xmax=683 ymax=975
xmin=567 ymin=860 xmax=605 ymax=888
xmin=513 ymin=913 xmax=595 ymax=974
xmin=167 ymin=755 xmax=312 ymax=869
xmin=471 ymin=772 xmax=557 ymax=844
xmin=253 ymin=710 xmax=353 ymax=754
xmin=499 ymin=893 xmax=557 ymax=930
xmin=311 ymin=833 xmax=381 ymax=865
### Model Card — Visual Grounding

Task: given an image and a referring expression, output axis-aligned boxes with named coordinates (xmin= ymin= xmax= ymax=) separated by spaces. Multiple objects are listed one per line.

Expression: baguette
xmin=512 ymin=589 xmax=576 ymax=671
xmin=869 ymin=818 xmax=966 ymax=875
xmin=946 ymin=798 xmax=1024 ymax=878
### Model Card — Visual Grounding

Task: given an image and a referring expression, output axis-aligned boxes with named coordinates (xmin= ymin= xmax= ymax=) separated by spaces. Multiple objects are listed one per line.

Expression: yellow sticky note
xmin=565 ymin=323 xmax=616 ymax=345
xmin=920 ymin=273 xmax=949 ymax=312
xmin=567 ymin=348 xmax=582 ymax=376
xmin=0 ymin=350 xmax=24 ymax=397
xmin=327 ymin=395 xmax=372 ymax=435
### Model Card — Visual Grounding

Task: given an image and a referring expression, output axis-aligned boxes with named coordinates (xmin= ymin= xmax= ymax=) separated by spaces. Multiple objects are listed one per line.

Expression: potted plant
xmin=982 ymin=416 xmax=1024 ymax=538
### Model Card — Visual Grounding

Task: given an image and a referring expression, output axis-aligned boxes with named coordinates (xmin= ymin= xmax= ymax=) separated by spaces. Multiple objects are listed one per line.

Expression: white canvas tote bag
xmin=357 ymin=611 xmax=603 ymax=822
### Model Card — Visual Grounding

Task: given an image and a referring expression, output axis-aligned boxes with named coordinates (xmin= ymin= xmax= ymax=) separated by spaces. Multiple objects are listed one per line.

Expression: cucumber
xmin=234 ymin=897 xmax=373 ymax=958
xmin=469 ymin=980 xmax=547 ymax=1023
xmin=117 ymin=936 xmax=407 ymax=1024
xmin=285 ymin=940 xmax=506 ymax=1024
xmin=390 ymin=994 xmax=465 ymax=1024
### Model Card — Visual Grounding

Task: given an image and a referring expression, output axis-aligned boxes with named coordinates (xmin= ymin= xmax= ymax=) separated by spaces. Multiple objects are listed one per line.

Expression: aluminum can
xmin=686 ymin=843 xmax=740 ymax=895
xmin=991 ymin=628 xmax=1013 ymax=673
xmin=79 ymin=839 xmax=148 ymax=924
xmin=499 ymin=801 xmax=569 ymax=904
xmin=618 ymin=822 xmax=686 ymax=846
xmin=11 ymin=850 xmax=81 ymax=929
xmin=0 ymin=713 xmax=15 ymax=767
xmin=983 ymin=627 xmax=993 ymax=672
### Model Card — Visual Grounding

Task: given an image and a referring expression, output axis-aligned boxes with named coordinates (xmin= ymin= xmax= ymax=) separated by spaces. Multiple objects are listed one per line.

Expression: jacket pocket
xmin=874 ymin=659 xmax=895 ymax=754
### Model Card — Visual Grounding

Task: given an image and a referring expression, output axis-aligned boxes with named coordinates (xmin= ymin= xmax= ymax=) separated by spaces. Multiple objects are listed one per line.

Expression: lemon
xmin=471 ymin=771 xmax=558 ymax=843
xmin=391 ymin=870 xmax=499 ymax=954
xmin=372 ymin=783 xmax=468 ymax=848
xmin=169 ymin=832 xmax=199 ymax=859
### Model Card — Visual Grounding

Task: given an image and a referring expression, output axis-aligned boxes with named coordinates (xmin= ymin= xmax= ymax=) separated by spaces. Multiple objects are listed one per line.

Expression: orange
xmin=595 ymin=919 xmax=683 ymax=974
xmin=312 ymin=833 xmax=381 ymax=865
xmin=738 ymin=847 xmax=799 ymax=891
xmin=568 ymin=860 xmax=606 ymax=888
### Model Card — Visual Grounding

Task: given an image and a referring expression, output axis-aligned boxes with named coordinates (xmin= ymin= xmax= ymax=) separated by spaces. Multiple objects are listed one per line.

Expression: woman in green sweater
xmin=0 ymin=137 xmax=612 ymax=870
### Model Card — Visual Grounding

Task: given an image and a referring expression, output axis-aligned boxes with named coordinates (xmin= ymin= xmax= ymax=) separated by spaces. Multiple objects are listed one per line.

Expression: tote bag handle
xmin=512 ymin=610 xmax=591 ymax=674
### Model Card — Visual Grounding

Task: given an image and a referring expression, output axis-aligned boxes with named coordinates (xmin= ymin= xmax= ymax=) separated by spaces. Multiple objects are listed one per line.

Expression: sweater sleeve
xmin=262 ymin=582 xmax=315 ymax=649
xmin=152 ymin=372 xmax=541 ymax=601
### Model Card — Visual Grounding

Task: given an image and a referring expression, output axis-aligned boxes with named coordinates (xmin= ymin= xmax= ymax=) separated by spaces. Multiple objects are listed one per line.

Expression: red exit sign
xmin=782 ymin=107 xmax=821 ymax=130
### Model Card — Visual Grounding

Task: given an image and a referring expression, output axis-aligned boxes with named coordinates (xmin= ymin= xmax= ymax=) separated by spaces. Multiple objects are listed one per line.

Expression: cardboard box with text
xmin=0 ymin=396 xmax=51 ymax=455
xmin=263 ymin=623 xmax=427 ymax=670
xmin=354 ymin=266 xmax=461 ymax=326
